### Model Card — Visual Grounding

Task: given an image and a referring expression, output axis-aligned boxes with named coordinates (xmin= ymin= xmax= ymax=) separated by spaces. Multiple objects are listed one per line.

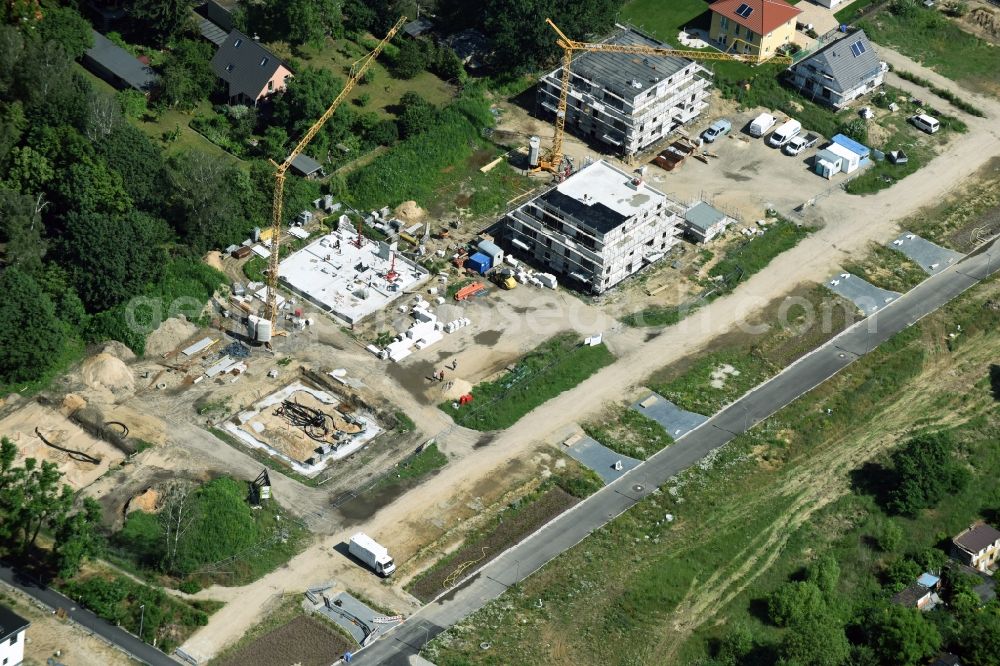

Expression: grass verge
xmin=374 ymin=443 xmax=447 ymax=491
xmin=842 ymin=242 xmax=928 ymax=292
xmin=441 ymin=333 xmax=615 ymax=431
xmin=709 ymin=217 xmax=812 ymax=286
xmin=583 ymin=406 xmax=673 ymax=460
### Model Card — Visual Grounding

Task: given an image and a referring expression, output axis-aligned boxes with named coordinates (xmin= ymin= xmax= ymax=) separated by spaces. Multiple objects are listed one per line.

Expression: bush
xmin=767 ymin=581 xmax=825 ymax=627
xmin=178 ymin=579 xmax=202 ymax=594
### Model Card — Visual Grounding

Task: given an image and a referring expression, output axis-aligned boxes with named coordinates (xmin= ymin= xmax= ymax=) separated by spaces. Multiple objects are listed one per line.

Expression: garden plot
xmin=889 ymin=232 xmax=964 ymax=275
xmin=631 ymin=392 xmax=709 ymax=438
xmin=565 ymin=435 xmax=641 ymax=484
xmin=314 ymin=591 xmax=401 ymax=645
xmin=826 ymin=272 xmax=900 ymax=315
xmin=222 ymin=381 xmax=383 ymax=477
xmin=215 ymin=615 xmax=350 ymax=666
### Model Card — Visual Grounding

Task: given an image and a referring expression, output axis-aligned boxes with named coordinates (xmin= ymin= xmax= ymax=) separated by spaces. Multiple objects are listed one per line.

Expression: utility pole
xmin=139 ymin=603 xmax=145 ymax=641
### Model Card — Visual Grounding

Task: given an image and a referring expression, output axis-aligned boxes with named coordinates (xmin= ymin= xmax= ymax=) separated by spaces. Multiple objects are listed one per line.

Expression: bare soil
xmin=214 ymin=615 xmax=351 ymax=666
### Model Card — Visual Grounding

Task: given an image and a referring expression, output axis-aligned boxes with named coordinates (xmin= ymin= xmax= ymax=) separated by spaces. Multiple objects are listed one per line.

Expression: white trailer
xmin=349 ymin=533 xmax=396 ymax=576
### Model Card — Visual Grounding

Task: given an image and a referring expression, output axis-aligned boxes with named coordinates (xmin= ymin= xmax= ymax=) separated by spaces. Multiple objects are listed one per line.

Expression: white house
xmin=0 ymin=605 xmax=29 ymax=666
xmin=953 ymin=522 xmax=1000 ymax=573
xmin=789 ymin=30 xmax=887 ymax=109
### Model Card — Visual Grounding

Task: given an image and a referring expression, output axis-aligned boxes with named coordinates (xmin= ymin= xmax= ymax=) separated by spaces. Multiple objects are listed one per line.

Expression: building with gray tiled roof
xmin=789 ymin=30 xmax=887 ymax=108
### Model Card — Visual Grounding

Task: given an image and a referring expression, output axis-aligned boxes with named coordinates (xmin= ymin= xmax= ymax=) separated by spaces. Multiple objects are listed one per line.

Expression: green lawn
xmin=619 ymin=0 xmax=711 ymax=37
xmin=842 ymin=242 xmax=928 ymax=292
xmin=834 ymin=0 xmax=878 ymax=23
xmin=859 ymin=10 xmax=1000 ymax=94
xmin=441 ymin=333 xmax=615 ymax=431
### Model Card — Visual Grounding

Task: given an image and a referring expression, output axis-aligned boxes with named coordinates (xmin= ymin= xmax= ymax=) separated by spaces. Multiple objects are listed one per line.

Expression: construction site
xmin=2 ymin=5 xmax=997 ymax=666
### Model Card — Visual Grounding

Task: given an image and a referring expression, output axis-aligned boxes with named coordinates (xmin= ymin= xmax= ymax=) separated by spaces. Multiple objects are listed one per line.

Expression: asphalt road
xmin=352 ymin=238 xmax=999 ymax=665
xmin=0 ymin=562 xmax=179 ymax=666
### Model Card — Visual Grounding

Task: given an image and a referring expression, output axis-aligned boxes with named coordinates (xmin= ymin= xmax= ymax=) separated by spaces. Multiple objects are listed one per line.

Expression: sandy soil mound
xmin=80 ymin=354 xmax=135 ymax=396
xmin=204 ymin=250 xmax=224 ymax=271
xmin=61 ymin=394 xmax=87 ymax=415
xmin=440 ymin=378 xmax=473 ymax=402
xmin=145 ymin=316 xmax=197 ymax=357
xmin=99 ymin=340 xmax=137 ymax=362
xmin=395 ymin=200 xmax=425 ymax=223
xmin=125 ymin=488 xmax=160 ymax=514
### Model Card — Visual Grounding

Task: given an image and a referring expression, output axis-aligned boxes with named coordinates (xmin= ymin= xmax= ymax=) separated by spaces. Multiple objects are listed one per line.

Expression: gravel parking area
xmin=631 ymin=392 xmax=709 ymax=438
xmin=826 ymin=273 xmax=900 ymax=315
xmin=565 ymin=436 xmax=642 ymax=484
xmin=890 ymin=232 xmax=965 ymax=274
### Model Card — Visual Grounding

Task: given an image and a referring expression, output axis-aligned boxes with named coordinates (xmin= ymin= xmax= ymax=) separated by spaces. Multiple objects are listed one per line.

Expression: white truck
xmin=748 ymin=112 xmax=776 ymax=138
xmin=767 ymin=119 xmax=802 ymax=148
xmin=349 ymin=533 xmax=396 ymax=576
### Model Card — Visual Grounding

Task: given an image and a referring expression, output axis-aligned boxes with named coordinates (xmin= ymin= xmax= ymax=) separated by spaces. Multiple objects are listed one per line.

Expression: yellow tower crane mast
xmin=264 ymin=16 xmax=407 ymax=326
xmin=537 ymin=19 xmax=793 ymax=174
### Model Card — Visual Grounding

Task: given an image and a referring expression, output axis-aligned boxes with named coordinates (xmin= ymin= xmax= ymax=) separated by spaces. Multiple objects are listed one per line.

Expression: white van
xmin=767 ymin=119 xmax=802 ymax=148
xmin=911 ymin=113 xmax=940 ymax=134
xmin=748 ymin=112 xmax=776 ymax=138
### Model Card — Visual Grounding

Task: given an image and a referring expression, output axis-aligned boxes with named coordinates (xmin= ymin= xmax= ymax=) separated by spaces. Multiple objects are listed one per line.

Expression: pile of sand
xmin=125 ymin=488 xmax=160 ymax=514
xmin=100 ymin=404 xmax=167 ymax=446
xmin=395 ymin=200 xmax=425 ymax=223
xmin=99 ymin=340 xmax=136 ymax=362
xmin=440 ymin=378 xmax=473 ymax=402
xmin=145 ymin=316 xmax=197 ymax=357
xmin=61 ymin=394 xmax=87 ymax=415
xmin=204 ymin=250 xmax=224 ymax=271
xmin=80 ymin=354 xmax=135 ymax=396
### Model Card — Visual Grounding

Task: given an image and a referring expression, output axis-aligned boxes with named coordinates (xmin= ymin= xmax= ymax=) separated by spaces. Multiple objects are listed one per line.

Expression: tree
xmin=2 ymin=145 xmax=55 ymax=194
xmin=129 ymin=0 xmax=197 ymax=45
xmin=807 ymin=553 xmax=841 ymax=596
xmin=959 ymin=607 xmax=1000 ymax=666
xmin=886 ymin=432 xmax=969 ymax=516
xmin=257 ymin=125 xmax=289 ymax=160
xmin=37 ymin=5 xmax=94 ymax=59
xmin=95 ymin=122 xmax=167 ymax=211
xmin=778 ymin=613 xmax=850 ymax=666
xmin=0 ymin=268 xmax=65 ymax=384
xmin=0 ymin=188 xmax=47 ymax=274
xmin=272 ymin=67 xmax=343 ymax=135
xmin=159 ymin=39 xmax=216 ymax=109
xmin=247 ymin=0 xmax=342 ymax=45
xmin=0 ymin=101 xmax=27 ymax=163
xmin=53 ymin=497 xmax=104 ymax=578
xmin=13 ymin=41 xmax=89 ymax=129
xmin=868 ymin=605 xmax=941 ymax=666
xmin=397 ymin=91 xmax=437 ymax=138
xmin=50 ymin=159 xmax=132 ymax=218
xmin=874 ymin=520 xmax=904 ymax=553
xmin=161 ymin=481 xmax=199 ymax=569
xmin=168 ymin=151 xmax=258 ymax=252
xmin=768 ymin=581 xmax=825 ymax=627
xmin=59 ymin=209 xmax=168 ymax=311
xmin=84 ymin=91 xmax=124 ymax=143
xmin=369 ymin=118 xmax=399 ymax=146
xmin=393 ymin=38 xmax=429 ymax=79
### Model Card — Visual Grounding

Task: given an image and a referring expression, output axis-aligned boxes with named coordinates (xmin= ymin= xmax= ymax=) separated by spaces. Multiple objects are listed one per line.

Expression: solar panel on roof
xmin=850 ymin=40 xmax=866 ymax=57
xmin=735 ymin=3 xmax=754 ymax=18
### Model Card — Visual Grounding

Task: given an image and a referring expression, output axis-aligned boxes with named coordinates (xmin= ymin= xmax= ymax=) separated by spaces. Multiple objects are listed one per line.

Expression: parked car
xmin=748 ymin=112 xmax=776 ymax=138
xmin=910 ymin=113 xmax=940 ymax=134
xmin=702 ymin=119 xmax=732 ymax=143
xmin=767 ymin=119 xmax=802 ymax=148
xmin=783 ymin=133 xmax=819 ymax=156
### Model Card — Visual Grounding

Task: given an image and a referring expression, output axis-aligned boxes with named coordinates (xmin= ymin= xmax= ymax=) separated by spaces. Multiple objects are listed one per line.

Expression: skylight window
xmin=226 ymin=63 xmax=234 ymax=72
xmin=850 ymin=40 xmax=867 ymax=57
xmin=260 ymin=57 xmax=269 ymax=67
xmin=234 ymin=38 xmax=243 ymax=47
xmin=735 ymin=3 xmax=754 ymax=18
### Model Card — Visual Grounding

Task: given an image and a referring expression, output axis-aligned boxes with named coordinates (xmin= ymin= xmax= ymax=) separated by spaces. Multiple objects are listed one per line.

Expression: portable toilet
xmin=477 ymin=240 xmax=503 ymax=267
xmin=465 ymin=252 xmax=491 ymax=274
xmin=814 ymin=148 xmax=844 ymax=179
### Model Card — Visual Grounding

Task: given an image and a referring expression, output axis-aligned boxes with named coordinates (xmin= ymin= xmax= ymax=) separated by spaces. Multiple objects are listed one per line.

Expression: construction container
xmin=232 ymin=245 xmax=253 ymax=259
xmin=465 ymin=252 xmax=491 ymax=274
xmin=477 ymin=240 xmax=503 ymax=267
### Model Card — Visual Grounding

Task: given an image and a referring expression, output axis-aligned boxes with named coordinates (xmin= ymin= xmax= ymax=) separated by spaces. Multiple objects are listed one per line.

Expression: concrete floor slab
xmin=316 ymin=591 xmax=401 ymax=645
xmin=631 ymin=392 xmax=708 ymax=438
xmin=889 ymin=232 xmax=964 ymax=275
xmin=565 ymin=436 xmax=641 ymax=484
xmin=826 ymin=272 xmax=900 ymax=315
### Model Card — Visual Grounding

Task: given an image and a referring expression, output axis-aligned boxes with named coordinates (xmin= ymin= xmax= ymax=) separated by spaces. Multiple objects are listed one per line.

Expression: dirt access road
xmin=180 ymin=47 xmax=1000 ymax=661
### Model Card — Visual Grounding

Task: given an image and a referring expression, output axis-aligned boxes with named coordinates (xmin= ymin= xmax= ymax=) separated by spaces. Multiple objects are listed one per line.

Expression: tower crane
xmin=536 ymin=19 xmax=794 ymax=174
xmin=261 ymin=16 xmax=407 ymax=332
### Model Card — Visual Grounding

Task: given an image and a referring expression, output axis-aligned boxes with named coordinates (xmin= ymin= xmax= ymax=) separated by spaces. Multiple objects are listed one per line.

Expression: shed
xmin=290 ymin=154 xmax=324 ymax=178
xmin=403 ymin=18 xmax=433 ymax=38
xmin=831 ymin=133 xmax=871 ymax=164
xmin=917 ymin=572 xmax=941 ymax=589
xmin=83 ymin=31 xmax=159 ymax=93
xmin=465 ymin=252 xmax=491 ymax=274
xmin=476 ymin=240 xmax=503 ymax=267
xmin=814 ymin=142 xmax=860 ymax=178
xmin=683 ymin=201 xmax=729 ymax=243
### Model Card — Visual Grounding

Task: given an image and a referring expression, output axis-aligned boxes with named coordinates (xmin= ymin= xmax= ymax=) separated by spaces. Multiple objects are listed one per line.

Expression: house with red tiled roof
xmin=708 ymin=0 xmax=802 ymax=59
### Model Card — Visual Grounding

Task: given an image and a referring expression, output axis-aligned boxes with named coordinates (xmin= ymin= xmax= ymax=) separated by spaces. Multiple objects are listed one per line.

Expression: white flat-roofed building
xmin=536 ymin=26 xmax=712 ymax=157
xmin=500 ymin=160 xmax=684 ymax=293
